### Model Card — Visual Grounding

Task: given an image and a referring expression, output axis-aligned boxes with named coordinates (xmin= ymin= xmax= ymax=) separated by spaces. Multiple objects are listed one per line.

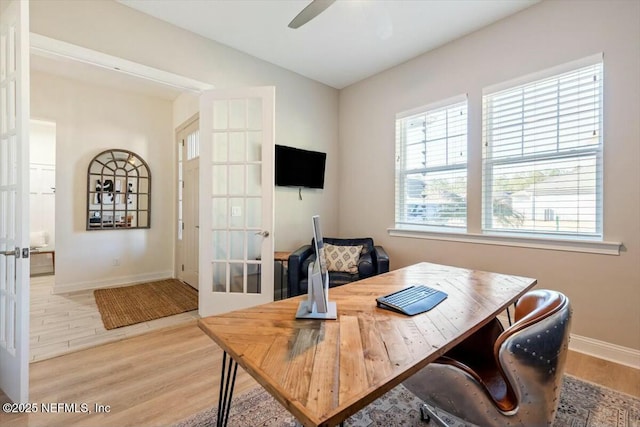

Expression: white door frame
xmin=0 ymin=0 xmax=30 ymax=403
xmin=176 ymin=115 xmax=199 ymax=288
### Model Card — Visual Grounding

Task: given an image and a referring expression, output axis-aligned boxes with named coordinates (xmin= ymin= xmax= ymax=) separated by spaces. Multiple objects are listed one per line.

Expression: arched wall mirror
xmin=87 ymin=149 xmax=151 ymax=230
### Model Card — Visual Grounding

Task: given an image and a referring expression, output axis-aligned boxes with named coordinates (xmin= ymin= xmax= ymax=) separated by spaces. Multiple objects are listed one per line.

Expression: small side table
xmin=31 ymin=247 xmax=55 ymax=275
xmin=274 ymin=251 xmax=291 ymax=300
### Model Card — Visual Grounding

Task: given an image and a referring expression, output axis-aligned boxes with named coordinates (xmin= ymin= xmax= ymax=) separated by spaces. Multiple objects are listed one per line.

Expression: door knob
xmin=255 ymin=231 xmax=270 ymax=237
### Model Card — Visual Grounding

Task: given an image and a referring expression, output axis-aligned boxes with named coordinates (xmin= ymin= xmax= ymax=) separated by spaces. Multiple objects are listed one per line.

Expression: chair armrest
xmin=288 ymin=245 xmax=313 ymax=297
xmin=373 ymin=246 xmax=389 ymax=274
xmin=357 ymin=252 xmax=375 ymax=278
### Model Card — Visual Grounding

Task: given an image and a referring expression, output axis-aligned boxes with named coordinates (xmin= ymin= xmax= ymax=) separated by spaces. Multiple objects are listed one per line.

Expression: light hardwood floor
xmin=3 ymin=276 xmax=638 ymax=425
xmin=2 ymin=321 xmax=258 ymax=427
xmin=30 ymin=275 xmax=199 ymax=362
xmin=1 ymin=321 xmax=638 ymax=427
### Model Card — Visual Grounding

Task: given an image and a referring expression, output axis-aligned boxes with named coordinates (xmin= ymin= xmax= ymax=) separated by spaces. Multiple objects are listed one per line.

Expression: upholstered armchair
xmin=287 ymin=237 xmax=389 ymax=298
xmin=403 ymin=289 xmax=572 ymax=427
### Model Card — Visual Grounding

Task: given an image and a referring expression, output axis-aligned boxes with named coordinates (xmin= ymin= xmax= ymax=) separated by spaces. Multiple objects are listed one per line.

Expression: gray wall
xmin=338 ymin=0 xmax=640 ymax=352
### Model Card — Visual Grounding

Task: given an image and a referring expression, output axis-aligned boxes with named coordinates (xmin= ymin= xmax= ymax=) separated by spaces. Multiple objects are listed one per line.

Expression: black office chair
xmin=403 ymin=289 xmax=572 ymax=427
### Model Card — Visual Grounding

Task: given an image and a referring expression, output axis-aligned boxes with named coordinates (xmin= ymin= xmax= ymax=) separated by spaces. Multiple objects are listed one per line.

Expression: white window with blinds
xmin=482 ymin=55 xmax=603 ymax=239
xmin=395 ymin=95 xmax=468 ymax=230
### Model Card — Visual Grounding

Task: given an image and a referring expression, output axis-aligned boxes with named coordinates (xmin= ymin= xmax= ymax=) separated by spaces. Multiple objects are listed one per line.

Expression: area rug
xmin=94 ymin=279 xmax=197 ymax=330
xmin=176 ymin=374 xmax=640 ymax=427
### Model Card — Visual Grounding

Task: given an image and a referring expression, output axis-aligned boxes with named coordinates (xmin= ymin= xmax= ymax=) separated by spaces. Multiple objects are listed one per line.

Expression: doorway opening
xmin=27 ymin=37 xmax=209 ymax=362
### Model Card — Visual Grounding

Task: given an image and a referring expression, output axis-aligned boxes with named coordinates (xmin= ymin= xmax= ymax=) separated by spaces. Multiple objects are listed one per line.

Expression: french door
xmin=199 ymin=87 xmax=274 ymax=316
xmin=0 ymin=0 xmax=30 ymax=403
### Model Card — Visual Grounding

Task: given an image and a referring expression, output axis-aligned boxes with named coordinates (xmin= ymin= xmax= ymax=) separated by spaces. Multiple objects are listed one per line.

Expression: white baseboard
xmin=497 ymin=314 xmax=639 ymax=369
xmin=52 ymin=270 xmax=175 ymax=294
xmin=569 ymin=334 xmax=640 ymax=369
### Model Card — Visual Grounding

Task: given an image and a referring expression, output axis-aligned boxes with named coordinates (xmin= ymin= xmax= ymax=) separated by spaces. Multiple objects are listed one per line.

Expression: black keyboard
xmin=376 ymin=285 xmax=448 ymax=316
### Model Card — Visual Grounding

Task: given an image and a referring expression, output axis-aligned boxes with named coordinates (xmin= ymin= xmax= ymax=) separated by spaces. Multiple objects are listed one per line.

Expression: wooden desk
xmin=198 ymin=262 xmax=537 ymax=427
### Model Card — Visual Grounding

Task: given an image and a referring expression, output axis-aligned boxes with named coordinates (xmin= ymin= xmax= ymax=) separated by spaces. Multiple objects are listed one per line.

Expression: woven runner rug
xmin=176 ymin=374 xmax=639 ymax=427
xmin=94 ymin=279 xmax=197 ymax=330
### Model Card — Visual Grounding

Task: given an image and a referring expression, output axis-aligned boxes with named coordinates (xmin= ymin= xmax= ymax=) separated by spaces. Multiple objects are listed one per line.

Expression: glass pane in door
xmin=228 ymin=132 xmax=245 ymax=162
xmin=212 ymin=262 xmax=226 ymax=292
xmin=246 ymin=263 xmax=261 ymax=294
xmin=230 ymin=263 xmax=244 ymax=293
xmin=229 ymin=100 xmax=246 ymax=129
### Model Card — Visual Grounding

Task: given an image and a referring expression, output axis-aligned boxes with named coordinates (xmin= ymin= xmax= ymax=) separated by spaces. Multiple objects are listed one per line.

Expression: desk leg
xmin=506 ymin=299 xmax=518 ymax=326
xmin=217 ymin=351 xmax=238 ymax=427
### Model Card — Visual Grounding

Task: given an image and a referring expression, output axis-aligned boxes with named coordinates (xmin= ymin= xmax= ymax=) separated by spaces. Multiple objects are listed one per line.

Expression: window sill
xmin=387 ymin=228 xmax=621 ymax=255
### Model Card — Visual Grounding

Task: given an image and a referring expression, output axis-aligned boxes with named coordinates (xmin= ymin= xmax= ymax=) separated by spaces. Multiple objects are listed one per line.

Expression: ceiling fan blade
xmin=288 ymin=0 xmax=336 ymax=29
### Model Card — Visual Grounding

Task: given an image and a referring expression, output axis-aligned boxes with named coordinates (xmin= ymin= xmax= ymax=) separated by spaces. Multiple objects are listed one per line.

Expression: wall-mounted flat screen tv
xmin=275 ymin=145 xmax=326 ymax=189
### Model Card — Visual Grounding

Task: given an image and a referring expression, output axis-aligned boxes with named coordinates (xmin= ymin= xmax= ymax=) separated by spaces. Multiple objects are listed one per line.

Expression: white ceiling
xmin=119 ymin=0 xmax=539 ymax=89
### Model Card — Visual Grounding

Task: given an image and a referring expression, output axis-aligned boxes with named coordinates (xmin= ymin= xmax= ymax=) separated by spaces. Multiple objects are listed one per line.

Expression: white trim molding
xmin=388 ymin=228 xmax=622 ymax=256
xmin=30 ymin=33 xmax=213 ymax=93
xmin=569 ymin=334 xmax=640 ymax=370
xmin=53 ymin=270 xmax=174 ymax=294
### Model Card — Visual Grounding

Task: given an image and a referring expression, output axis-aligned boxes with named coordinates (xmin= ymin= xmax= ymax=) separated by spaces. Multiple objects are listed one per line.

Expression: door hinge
xmin=182 ymin=222 xmax=185 ymax=230
xmin=181 ymin=264 xmax=184 ymax=272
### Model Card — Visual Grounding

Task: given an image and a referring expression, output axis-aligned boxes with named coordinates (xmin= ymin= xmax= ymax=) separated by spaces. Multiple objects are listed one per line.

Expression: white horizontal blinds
xmin=396 ymin=97 xmax=467 ymax=229
xmin=482 ymin=60 xmax=603 ymax=237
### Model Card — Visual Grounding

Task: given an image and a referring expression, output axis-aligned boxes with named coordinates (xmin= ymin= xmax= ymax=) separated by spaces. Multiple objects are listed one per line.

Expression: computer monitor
xmin=312 ymin=214 xmax=328 ymax=286
xmin=295 ymin=215 xmax=337 ymax=319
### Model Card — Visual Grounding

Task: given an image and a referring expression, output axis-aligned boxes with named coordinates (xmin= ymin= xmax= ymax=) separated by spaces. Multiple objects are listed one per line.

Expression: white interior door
xmin=199 ymin=87 xmax=274 ymax=316
xmin=176 ymin=119 xmax=199 ymax=288
xmin=0 ymin=0 xmax=30 ymax=403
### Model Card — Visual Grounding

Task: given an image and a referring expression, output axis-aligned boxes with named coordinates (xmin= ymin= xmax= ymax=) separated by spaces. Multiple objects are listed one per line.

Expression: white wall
xmin=29 ymin=119 xmax=56 ymax=247
xmin=339 ymin=0 xmax=640 ymax=353
xmin=29 ymin=120 xmax=56 ymax=275
xmin=30 ymin=70 xmax=175 ymax=291
xmin=31 ymin=0 xmax=340 ymax=254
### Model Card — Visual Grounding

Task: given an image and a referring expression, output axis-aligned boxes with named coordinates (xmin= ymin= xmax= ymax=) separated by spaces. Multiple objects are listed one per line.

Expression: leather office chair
xmin=403 ymin=289 xmax=571 ymax=427
xmin=287 ymin=237 xmax=389 ymax=297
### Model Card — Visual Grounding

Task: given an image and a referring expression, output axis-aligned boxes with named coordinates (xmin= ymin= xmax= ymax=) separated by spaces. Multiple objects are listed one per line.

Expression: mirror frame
xmin=86 ymin=149 xmax=151 ymax=230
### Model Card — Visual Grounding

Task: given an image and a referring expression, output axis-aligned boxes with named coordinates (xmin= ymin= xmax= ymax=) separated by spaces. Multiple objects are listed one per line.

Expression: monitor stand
xmin=295 ymin=301 xmax=337 ymax=320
